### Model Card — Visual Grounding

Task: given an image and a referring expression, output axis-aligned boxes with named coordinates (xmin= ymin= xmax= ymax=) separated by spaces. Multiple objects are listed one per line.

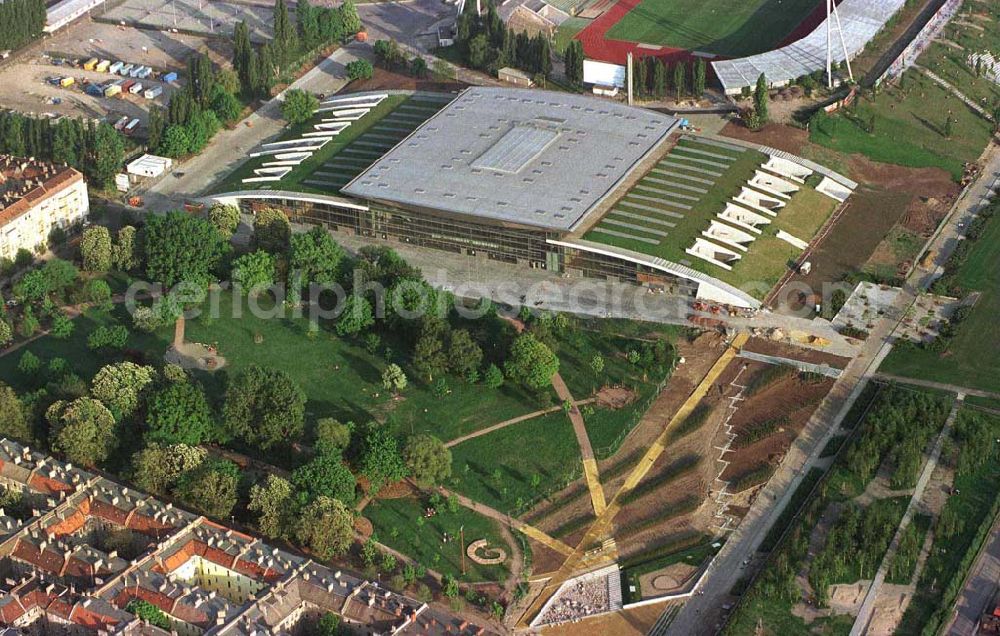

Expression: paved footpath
xmin=550 ymin=373 xmax=607 ymax=516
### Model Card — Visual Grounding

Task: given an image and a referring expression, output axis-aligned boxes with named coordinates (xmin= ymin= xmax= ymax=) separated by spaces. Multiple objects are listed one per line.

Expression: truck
xmin=59 ymin=76 xmax=74 ymax=87
xmin=134 ymin=66 xmax=152 ymax=79
xmin=119 ymin=63 xmax=134 ymax=77
xmin=108 ymin=61 xmax=124 ymax=74
xmin=95 ymin=59 xmax=111 ymax=73
xmin=162 ymin=71 xmax=178 ymax=83
xmin=85 ymin=83 xmax=104 ymax=97
xmin=124 ymin=118 xmax=140 ymax=134
xmin=129 ymin=81 xmax=143 ymax=95
xmin=83 ymin=58 xmax=99 ymax=71
xmin=103 ymin=83 xmax=122 ymax=98
xmin=143 ymin=85 xmax=163 ymax=99
xmin=113 ymin=115 xmax=129 ymax=130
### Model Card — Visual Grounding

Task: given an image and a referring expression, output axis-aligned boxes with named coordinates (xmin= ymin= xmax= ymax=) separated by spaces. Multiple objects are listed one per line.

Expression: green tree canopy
xmin=208 ymin=203 xmax=241 ymax=238
xmin=289 ymin=226 xmax=346 ymax=287
xmin=357 ymin=424 xmax=407 ymax=492
xmin=315 ymin=418 xmax=352 ymax=454
xmin=252 ymin=208 xmax=291 ymax=253
xmin=335 ymin=295 xmax=374 ymax=336
xmin=131 ymin=443 xmax=207 ymax=494
xmin=281 ymin=89 xmax=319 ymax=124
xmin=0 ymin=382 xmax=31 ymax=443
xmin=292 ymin=449 xmax=357 ymax=504
xmin=145 ymin=381 xmax=216 ymax=445
xmin=505 ymin=333 xmax=558 ymax=390
xmin=403 ymin=434 xmax=451 ymax=488
xmin=48 ymin=397 xmax=117 ymax=467
xmin=248 ymin=473 xmax=293 ymax=538
xmin=295 ymin=496 xmax=355 ymax=559
xmin=144 ymin=211 xmax=226 ymax=288
xmin=231 ymin=249 xmax=276 ymax=293
xmin=173 ymin=458 xmax=240 ymax=519
xmin=223 ymin=365 xmax=306 ymax=449
xmin=91 ymin=362 xmax=157 ymax=418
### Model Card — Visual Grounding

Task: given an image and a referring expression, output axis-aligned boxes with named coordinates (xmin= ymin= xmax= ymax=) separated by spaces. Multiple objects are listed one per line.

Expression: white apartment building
xmin=0 ymin=156 xmax=89 ymax=260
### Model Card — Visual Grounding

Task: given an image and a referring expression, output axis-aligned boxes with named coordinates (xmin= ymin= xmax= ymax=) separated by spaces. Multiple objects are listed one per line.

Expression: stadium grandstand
xmin=213 ymin=88 xmax=853 ymax=308
xmin=44 ymin=0 xmax=107 ymax=33
xmin=712 ymin=0 xmax=906 ymax=95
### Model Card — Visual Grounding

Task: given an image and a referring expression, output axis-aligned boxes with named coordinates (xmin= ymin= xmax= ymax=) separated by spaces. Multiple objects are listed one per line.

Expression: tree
xmin=209 ymin=203 xmax=242 ymax=238
xmin=0 ymin=382 xmax=31 ymax=442
xmin=50 ymin=312 xmax=74 ymax=340
xmin=411 ymin=56 xmax=428 ymax=78
xmin=281 ymin=89 xmax=319 ymax=125
xmin=316 ymin=418 xmax=352 ymax=453
xmin=413 ymin=335 xmax=447 ymax=382
xmin=252 ymin=207 xmax=291 ymax=253
xmin=13 ymin=270 xmax=49 ymax=304
xmin=41 ymin=258 xmax=78 ymax=295
xmin=223 ymin=365 xmax=306 ymax=448
xmin=18 ymin=350 xmax=41 ymax=375
xmin=564 ymin=40 xmax=584 ymax=86
xmin=381 ymin=363 xmax=408 ymax=393
xmin=125 ymin=600 xmax=171 ymax=630
xmin=48 ymin=397 xmax=117 ymax=467
xmin=158 ymin=125 xmax=192 ymax=158
xmin=346 ymin=59 xmax=374 ymax=81
xmin=468 ymin=34 xmax=489 ymax=70
xmin=289 ymin=226 xmax=345 ymax=287
xmin=673 ymin=62 xmax=686 ymax=101
xmin=505 ymin=333 xmax=558 ymax=390
xmin=173 ymin=459 xmax=240 ymax=519
xmin=90 ymin=362 xmax=156 ymax=418
xmin=233 ymin=21 xmax=256 ymax=96
xmin=295 ymin=496 xmax=355 ymax=559
xmin=272 ymin=0 xmax=297 ymax=64
xmin=292 ymin=449 xmax=356 ymax=504
xmin=358 ymin=424 xmax=408 ymax=491
xmin=113 ymin=226 xmax=140 ymax=272
xmin=483 ymin=363 xmax=504 ymax=389
xmin=590 ymin=353 xmax=605 ymax=375
xmin=80 ymin=226 xmax=113 ymax=272
xmin=652 ymin=59 xmax=666 ymax=98
xmin=315 ymin=613 xmax=341 ymax=636
xmin=131 ymin=443 xmax=207 ymax=494
xmin=232 ymin=250 xmax=276 ymax=294
xmin=146 ymin=381 xmax=215 ymax=445
xmin=754 ymin=73 xmax=769 ymax=124
xmin=86 ymin=123 xmax=125 ymax=189
xmin=87 ymin=325 xmax=128 ymax=352
xmin=144 ymin=211 xmax=226 ymax=288
xmin=248 ymin=474 xmax=293 ymax=538
xmin=694 ymin=58 xmax=706 ymax=97
xmin=210 ymin=84 xmax=243 ymax=124
xmin=335 ymin=295 xmax=374 ymax=336
xmin=340 ymin=0 xmax=361 ymax=34
xmin=447 ymin=329 xmax=482 ymax=377
xmin=0 ymin=320 xmax=11 ymax=348
xmin=403 ymin=434 xmax=451 ymax=488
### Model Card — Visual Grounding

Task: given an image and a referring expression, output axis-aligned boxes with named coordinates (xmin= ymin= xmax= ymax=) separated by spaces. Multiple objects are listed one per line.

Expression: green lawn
xmin=213 ymin=95 xmax=441 ymax=194
xmin=810 ymin=70 xmax=994 ymax=182
xmin=605 ymin=0 xmax=818 ymax=56
xmin=882 ymin=205 xmax=1000 ymax=393
xmin=448 ymin=411 xmax=583 ymax=515
xmin=364 ymin=495 xmax=510 ymax=583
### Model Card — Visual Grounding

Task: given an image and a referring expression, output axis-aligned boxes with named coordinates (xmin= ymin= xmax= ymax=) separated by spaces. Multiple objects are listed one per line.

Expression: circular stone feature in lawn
xmin=466 ymin=539 xmax=507 ymax=565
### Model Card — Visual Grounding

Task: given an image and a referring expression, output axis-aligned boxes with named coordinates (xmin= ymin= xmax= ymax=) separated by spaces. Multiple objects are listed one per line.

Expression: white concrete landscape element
xmin=776 ymin=230 xmax=809 ymax=250
xmin=749 ymin=170 xmax=800 ymax=199
xmin=703 ymin=221 xmax=756 ymax=252
xmin=687 ymin=237 xmax=742 ymax=271
xmin=718 ymin=203 xmax=772 ymax=234
xmin=762 ymin=155 xmax=813 ymax=182
xmin=816 ymin=176 xmax=853 ymax=202
xmin=735 ymin=187 xmax=785 ymax=216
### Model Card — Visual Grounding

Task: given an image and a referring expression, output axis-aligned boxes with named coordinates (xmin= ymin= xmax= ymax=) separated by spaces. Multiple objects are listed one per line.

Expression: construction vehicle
xmin=59 ymin=76 xmax=74 ymax=87
xmin=83 ymin=57 xmax=98 ymax=71
xmin=128 ymin=196 xmax=144 ymax=207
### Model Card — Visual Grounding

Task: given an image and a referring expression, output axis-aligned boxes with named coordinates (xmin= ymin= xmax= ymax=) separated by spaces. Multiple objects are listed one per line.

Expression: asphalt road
xmin=947 ymin=513 xmax=1000 ymax=635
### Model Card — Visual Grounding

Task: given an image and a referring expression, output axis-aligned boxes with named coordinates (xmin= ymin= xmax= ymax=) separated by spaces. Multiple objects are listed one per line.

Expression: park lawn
xmin=965 ymin=395 xmax=1000 ymax=411
xmin=448 ymin=411 xmax=583 ymax=515
xmin=620 ymin=537 xmax=719 ymax=603
xmin=554 ymin=327 xmax=676 ymax=458
xmin=882 ymin=205 xmax=1000 ymax=393
xmin=212 ymin=94 xmax=410 ymax=193
xmin=554 ymin=17 xmax=590 ymax=55
xmin=604 ymin=0 xmax=817 ymax=56
xmin=771 ymin=187 xmax=838 ymax=241
xmin=810 ymin=70 xmax=993 ymax=182
xmin=0 ymin=305 xmax=169 ymax=393
xmin=364 ymin=495 xmax=511 ymax=583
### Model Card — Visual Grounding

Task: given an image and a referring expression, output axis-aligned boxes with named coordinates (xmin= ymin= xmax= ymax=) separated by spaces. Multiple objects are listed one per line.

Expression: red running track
xmin=575 ymin=0 xmax=835 ymax=67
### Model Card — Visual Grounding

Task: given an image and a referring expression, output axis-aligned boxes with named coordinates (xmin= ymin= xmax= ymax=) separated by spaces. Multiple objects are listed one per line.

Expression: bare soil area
xmin=721 ymin=364 xmax=834 ymax=483
xmin=742 ymin=337 xmax=852 ymax=369
xmin=342 ymin=67 xmax=466 ymax=94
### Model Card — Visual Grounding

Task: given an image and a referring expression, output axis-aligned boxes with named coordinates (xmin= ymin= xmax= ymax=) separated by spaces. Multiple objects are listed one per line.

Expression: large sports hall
xmin=214 ymin=87 xmax=853 ymax=308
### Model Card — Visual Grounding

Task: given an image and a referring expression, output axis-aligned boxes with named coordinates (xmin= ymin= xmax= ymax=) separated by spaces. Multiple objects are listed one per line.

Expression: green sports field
xmin=605 ymin=0 xmax=820 ymax=56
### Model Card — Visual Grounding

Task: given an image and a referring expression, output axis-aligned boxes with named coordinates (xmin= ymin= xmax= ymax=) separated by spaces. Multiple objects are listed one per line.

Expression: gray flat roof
xmin=342 ymin=87 xmax=678 ymax=232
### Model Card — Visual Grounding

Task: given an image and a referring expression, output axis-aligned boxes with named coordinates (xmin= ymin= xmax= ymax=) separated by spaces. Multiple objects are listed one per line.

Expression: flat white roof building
xmin=126 ymin=153 xmax=173 ymax=178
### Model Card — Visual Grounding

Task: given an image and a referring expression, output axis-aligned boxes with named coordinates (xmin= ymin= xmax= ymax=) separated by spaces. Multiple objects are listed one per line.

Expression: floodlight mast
xmin=826 ymin=0 xmax=855 ymax=89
